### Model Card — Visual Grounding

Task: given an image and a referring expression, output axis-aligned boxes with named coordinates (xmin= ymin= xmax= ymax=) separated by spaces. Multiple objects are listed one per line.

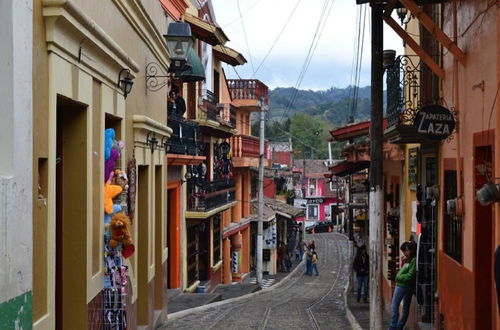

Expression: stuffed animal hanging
xmin=104 ymin=128 xmax=115 ymax=161
xmin=104 ymin=173 xmax=123 ymax=214
xmin=109 ymin=212 xmax=135 ymax=258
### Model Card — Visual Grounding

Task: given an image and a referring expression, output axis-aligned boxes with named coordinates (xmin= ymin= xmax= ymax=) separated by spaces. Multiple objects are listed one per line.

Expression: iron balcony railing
xmin=227 ymin=79 xmax=269 ymax=105
xmin=386 ymin=55 xmax=423 ymax=127
xmin=166 ymin=114 xmax=203 ymax=156
xmin=230 ymin=134 xmax=268 ymax=158
xmin=187 ymin=177 xmax=236 ymax=212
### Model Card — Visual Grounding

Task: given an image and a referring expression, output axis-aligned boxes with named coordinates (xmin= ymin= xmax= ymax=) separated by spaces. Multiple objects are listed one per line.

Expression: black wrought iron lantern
xmin=146 ymin=132 xmax=158 ymax=153
xmin=118 ymin=68 xmax=134 ymax=98
xmin=164 ymin=21 xmax=194 ymax=73
xmin=396 ymin=7 xmax=410 ymax=25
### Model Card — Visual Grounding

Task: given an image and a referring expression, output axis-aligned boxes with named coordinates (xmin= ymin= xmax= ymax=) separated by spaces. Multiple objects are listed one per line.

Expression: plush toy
xmin=104 ymin=204 xmax=122 ymax=225
xmin=104 ymin=128 xmax=115 ymax=161
xmin=112 ymin=169 xmax=129 ymax=213
xmin=109 ymin=212 xmax=135 ymax=258
xmin=105 ymin=149 xmax=121 ymax=182
xmin=104 ymin=175 xmax=123 ymax=214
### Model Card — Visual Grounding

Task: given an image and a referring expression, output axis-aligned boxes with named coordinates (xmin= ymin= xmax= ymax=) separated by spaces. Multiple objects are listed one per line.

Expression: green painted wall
xmin=0 ymin=291 xmax=32 ymax=329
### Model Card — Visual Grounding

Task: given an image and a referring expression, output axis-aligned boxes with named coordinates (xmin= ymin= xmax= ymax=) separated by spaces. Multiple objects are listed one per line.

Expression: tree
xmin=289 ymin=113 xmax=330 ymax=159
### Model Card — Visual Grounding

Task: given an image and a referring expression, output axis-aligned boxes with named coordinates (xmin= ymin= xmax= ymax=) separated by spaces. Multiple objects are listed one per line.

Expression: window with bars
xmin=444 ymin=170 xmax=461 ymax=262
xmin=212 ymin=215 xmax=221 ymax=264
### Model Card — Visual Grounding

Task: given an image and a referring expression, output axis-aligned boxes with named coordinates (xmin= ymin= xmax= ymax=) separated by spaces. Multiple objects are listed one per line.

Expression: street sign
xmin=414 ymin=105 xmax=455 ymax=140
xmin=307 ymin=198 xmax=324 ymax=204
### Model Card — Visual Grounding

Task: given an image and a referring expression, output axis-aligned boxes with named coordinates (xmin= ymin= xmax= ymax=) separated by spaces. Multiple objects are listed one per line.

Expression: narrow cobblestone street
xmin=163 ymin=233 xmax=352 ymax=330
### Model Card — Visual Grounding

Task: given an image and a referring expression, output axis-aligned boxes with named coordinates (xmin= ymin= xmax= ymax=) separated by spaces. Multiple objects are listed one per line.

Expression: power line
xmin=222 ymin=0 xmax=263 ymax=28
xmin=252 ymin=0 xmax=303 ymax=77
xmin=280 ymin=0 xmax=336 ymax=123
xmin=237 ymin=0 xmax=255 ymax=74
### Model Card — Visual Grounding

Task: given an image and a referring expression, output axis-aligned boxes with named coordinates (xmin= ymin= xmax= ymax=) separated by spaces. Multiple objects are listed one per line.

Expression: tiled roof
xmin=264 ymin=197 xmax=304 ymax=218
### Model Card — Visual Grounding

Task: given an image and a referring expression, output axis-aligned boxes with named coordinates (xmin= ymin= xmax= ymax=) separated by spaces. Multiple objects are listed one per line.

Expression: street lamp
xmin=164 ymin=21 xmax=194 ymax=73
xmin=396 ymin=7 xmax=411 ymax=25
xmin=118 ymin=68 xmax=134 ymax=98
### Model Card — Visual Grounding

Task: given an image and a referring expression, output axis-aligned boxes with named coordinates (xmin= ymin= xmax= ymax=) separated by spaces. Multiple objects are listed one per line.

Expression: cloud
xmin=212 ymin=0 xmax=403 ymax=90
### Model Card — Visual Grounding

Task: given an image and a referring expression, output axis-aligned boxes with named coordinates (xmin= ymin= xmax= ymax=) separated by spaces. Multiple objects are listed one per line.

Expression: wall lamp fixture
xmin=146 ymin=132 xmax=158 ymax=153
xmin=396 ymin=7 xmax=411 ymax=25
xmin=161 ymin=136 xmax=171 ymax=154
xmin=145 ymin=21 xmax=193 ymax=92
xmin=118 ymin=68 xmax=134 ymax=98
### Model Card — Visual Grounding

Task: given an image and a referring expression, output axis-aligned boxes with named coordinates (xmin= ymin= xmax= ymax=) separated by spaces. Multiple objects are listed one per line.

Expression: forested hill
xmin=268 ymin=86 xmax=372 ymax=126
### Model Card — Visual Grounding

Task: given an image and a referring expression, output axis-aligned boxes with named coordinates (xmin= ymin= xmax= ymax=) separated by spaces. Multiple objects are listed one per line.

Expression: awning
xmin=330 ymin=160 xmax=370 ymax=177
xmin=213 ymin=45 xmax=247 ymax=66
xmin=183 ymin=13 xmax=228 ymax=46
xmin=180 ymin=48 xmax=205 ymax=82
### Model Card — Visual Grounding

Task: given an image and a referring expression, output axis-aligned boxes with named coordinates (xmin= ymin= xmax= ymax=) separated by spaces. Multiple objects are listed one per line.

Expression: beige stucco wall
xmin=32 ymin=0 xmax=172 ymax=328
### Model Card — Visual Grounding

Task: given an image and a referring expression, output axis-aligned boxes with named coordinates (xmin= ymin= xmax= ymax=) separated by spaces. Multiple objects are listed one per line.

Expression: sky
xmin=211 ymin=0 xmax=404 ymax=91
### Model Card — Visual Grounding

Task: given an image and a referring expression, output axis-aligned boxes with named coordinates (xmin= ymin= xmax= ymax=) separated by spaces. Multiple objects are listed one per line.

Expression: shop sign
xmin=414 ymin=105 xmax=455 ymax=140
xmin=294 ymin=199 xmax=307 ymax=208
xmin=307 ymin=198 xmax=324 ymax=204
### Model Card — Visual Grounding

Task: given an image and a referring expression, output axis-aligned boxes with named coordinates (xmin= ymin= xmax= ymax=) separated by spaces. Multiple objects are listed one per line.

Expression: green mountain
xmin=268 ymin=85 xmax=372 ymax=126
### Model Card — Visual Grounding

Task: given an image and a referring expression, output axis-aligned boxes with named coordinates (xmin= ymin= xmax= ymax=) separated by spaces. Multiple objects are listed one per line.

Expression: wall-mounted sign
xmin=294 ymin=199 xmax=307 ymax=208
xmin=307 ymin=198 xmax=324 ymax=204
xmin=414 ymin=105 xmax=455 ymax=140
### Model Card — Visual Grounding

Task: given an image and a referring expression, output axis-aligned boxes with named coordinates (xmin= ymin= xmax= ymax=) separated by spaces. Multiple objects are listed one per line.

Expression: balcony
xmin=166 ymin=114 xmax=206 ymax=166
xmin=186 ymin=177 xmax=236 ymax=218
xmin=384 ymin=55 xmax=443 ymax=144
xmin=227 ymin=79 xmax=269 ymax=110
xmin=197 ymin=89 xmax=237 ymax=138
xmin=229 ymin=135 xmax=269 ymax=168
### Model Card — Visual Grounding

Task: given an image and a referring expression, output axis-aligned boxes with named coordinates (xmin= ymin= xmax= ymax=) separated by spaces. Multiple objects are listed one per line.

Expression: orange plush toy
xmin=104 ymin=174 xmax=122 ymax=214
xmin=109 ymin=212 xmax=135 ymax=258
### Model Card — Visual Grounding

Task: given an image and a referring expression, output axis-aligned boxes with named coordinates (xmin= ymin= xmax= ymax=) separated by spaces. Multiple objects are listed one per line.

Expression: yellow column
xmin=242 ymin=170 xmax=250 ymax=218
xmin=234 ymin=171 xmax=242 ymax=223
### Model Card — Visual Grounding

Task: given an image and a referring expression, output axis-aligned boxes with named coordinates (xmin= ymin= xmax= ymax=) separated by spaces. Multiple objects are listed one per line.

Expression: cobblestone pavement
xmin=162 ymin=233 xmax=352 ymax=330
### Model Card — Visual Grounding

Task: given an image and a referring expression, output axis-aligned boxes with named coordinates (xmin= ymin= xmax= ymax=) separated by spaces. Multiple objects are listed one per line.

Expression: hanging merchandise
xmin=104 ymin=172 xmax=123 ymax=215
xmin=101 ymin=128 xmax=131 ymax=329
xmin=105 ymin=128 xmax=115 ymax=161
xmin=109 ymin=212 xmax=135 ymax=259
xmin=127 ymin=158 xmax=137 ymax=223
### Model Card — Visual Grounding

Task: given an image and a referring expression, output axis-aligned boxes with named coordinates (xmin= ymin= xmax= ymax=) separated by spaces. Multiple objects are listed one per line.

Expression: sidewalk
xmin=167 ymin=258 xmax=305 ymax=315
xmin=346 ymin=282 xmax=390 ymax=330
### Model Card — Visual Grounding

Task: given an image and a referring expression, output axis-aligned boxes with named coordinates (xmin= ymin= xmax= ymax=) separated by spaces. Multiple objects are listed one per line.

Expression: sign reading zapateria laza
xmin=414 ymin=105 xmax=456 ymax=140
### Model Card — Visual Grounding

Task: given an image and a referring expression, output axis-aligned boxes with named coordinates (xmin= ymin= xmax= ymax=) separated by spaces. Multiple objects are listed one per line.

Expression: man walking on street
xmin=353 ymin=245 xmax=369 ymax=303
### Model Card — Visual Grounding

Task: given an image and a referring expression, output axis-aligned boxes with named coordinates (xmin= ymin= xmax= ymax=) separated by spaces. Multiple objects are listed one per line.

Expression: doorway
xmin=474 ymin=144 xmax=493 ymax=329
xmin=167 ymin=182 xmax=181 ymax=289
xmin=55 ymin=95 xmax=88 ymax=329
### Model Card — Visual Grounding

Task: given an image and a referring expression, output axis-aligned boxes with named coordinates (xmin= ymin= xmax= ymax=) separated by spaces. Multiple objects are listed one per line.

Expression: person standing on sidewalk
xmin=353 ymin=245 xmax=369 ymax=303
xmin=298 ymin=239 xmax=306 ymax=261
xmin=389 ymin=241 xmax=417 ymax=330
xmin=305 ymin=247 xmax=313 ymax=275
xmin=311 ymin=249 xmax=319 ymax=276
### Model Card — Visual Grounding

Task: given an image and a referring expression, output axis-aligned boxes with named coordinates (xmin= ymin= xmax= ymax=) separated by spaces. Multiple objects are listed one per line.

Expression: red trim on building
xmin=330 ymin=119 xmax=388 ymax=141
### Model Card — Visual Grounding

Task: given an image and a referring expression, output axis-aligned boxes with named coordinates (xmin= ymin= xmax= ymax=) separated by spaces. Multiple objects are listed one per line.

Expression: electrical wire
xmin=237 ymin=0 xmax=255 ymax=74
xmin=252 ymin=0 xmax=303 ymax=77
xmin=222 ymin=0 xmax=263 ymax=28
xmin=279 ymin=0 xmax=336 ymax=123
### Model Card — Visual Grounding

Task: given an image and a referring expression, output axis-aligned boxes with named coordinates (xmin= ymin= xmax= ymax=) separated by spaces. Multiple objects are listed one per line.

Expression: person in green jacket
xmin=389 ymin=241 xmax=417 ymax=330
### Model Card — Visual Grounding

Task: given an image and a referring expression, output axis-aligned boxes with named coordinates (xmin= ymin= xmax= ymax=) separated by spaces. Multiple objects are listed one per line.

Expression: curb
xmin=165 ymin=258 xmax=305 ymax=322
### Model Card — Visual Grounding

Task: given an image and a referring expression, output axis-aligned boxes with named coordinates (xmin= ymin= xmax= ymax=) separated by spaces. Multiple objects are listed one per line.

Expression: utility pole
xmin=369 ymin=3 xmax=384 ymax=329
xmin=257 ymin=96 xmax=267 ymax=285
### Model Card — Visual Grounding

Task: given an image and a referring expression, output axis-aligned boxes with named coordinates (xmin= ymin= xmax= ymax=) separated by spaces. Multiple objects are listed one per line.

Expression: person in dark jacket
xmin=353 ymin=245 xmax=369 ymax=303
xmin=389 ymin=241 xmax=417 ymax=330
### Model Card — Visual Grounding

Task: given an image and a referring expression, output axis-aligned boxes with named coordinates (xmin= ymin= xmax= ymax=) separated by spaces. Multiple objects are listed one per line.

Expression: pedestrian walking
xmin=311 ymin=249 xmax=319 ymax=276
xmin=353 ymin=245 xmax=369 ymax=303
xmin=389 ymin=241 xmax=417 ymax=330
xmin=305 ymin=247 xmax=313 ymax=275
xmin=298 ymin=239 xmax=306 ymax=261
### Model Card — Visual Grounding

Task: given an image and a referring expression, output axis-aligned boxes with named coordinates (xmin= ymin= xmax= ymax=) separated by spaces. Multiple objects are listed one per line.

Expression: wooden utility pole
xmin=369 ymin=2 xmax=384 ymax=329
